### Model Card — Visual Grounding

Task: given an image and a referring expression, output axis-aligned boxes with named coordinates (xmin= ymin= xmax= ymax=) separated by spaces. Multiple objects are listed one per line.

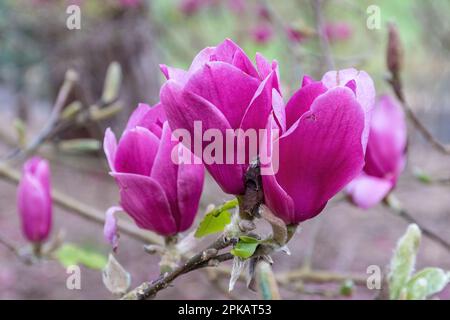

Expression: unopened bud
xmin=387 ymin=23 xmax=403 ymax=76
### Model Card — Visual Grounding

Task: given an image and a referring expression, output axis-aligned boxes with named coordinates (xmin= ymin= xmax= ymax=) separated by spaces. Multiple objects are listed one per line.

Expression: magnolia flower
xmin=103 ymin=103 xmax=204 ymax=238
xmin=262 ymin=69 xmax=375 ymax=224
xmin=17 ymin=157 xmax=52 ymax=243
xmin=160 ymin=39 xmax=281 ymax=195
xmin=251 ymin=24 xmax=273 ymax=44
xmin=324 ymin=22 xmax=353 ymax=42
xmin=347 ymin=95 xmax=407 ymax=209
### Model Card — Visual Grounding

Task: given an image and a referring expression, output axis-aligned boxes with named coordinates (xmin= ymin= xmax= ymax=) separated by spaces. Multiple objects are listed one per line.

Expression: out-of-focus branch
xmin=385 ymin=194 xmax=450 ymax=252
xmin=0 ymin=234 xmax=34 ymax=264
xmin=122 ymin=236 xmax=233 ymax=300
xmin=311 ymin=0 xmax=335 ymax=70
xmin=0 ymin=163 xmax=163 ymax=246
xmin=1 ymin=65 xmax=123 ymax=165
xmin=2 ymin=70 xmax=78 ymax=162
xmin=386 ymin=23 xmax=450 ymax=154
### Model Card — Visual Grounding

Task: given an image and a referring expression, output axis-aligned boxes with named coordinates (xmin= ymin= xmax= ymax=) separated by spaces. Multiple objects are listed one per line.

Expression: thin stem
xmin=385 ymin=194 xmax=450 ymax=252
xmin=277 ymin=268 xmax=367 ymax=286
xmin=122 ymin=236 xmax=233 ymax=300
xmin=2 ymin=70 xmax=78 ymax=162
xmin=256 ymin=260 xmax=281 ymax=300
xmin=312 ymin=0 xmax=335 ymax=70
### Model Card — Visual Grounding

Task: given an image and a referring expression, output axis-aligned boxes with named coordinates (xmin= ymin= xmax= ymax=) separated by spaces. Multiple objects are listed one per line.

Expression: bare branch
xmin=122 ymin=236 xmax=233 ymax=300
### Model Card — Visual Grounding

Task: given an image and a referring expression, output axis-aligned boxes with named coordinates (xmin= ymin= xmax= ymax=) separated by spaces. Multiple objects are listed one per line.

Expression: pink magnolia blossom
xmin=104 ymin=103 xmax=204 ymax=237
xmin=17 ymin=157 xmax=52 ymax=243
xmin=251 ymin=24 xmax=273 ymax=44
xmin=160 ymin=39 xmax=280 ymax=195
xmin=262 ymin=69 xmax=375 ymax=224
xmin=324 ymin=22 xmax=352 ymax=42
xmin=347 ymin=95 xmax=407 ymax=209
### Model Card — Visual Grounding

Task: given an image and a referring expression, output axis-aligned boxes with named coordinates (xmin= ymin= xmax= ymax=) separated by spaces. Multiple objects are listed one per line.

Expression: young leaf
xmin=412 ymin=167 xmax=432 ymax=184
xmin=102 ymin=254 xmax=131 ymax=296
xmin=102 ymin=61 xmax=122 ymax=103
xmin=388 ymin=224 xmax=422 ymax=300
xmin=405 ymin=268 xmax=450 ymax=300
xmin=231 ymin=236 xmax=260 ymax=259
xmin=55 ymin=243 xmax=108 ymax=270
xmin=194 ymin=199 xmax=238 ymax=238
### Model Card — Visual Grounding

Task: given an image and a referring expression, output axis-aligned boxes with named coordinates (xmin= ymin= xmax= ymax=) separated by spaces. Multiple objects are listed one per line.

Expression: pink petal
xmin=160 ymin=80 xmax=245 ymax=195
xmin=111 ymin=172 xmax=177 ymax=235
xmin=364 ymin=95 xmax=407 ymax=181
xmin=125 ymin=103 xmax=166 ymax=138
xmin=159 ymin=64 xmax=188 ymax=85
xmin=103 ymin=206 xmax=122 ymax=251
xmin=176 ymin=144 xmax=205 ymax=231
xmin=272 ymin=89 xmax=286 ymax=133
xmin=255 ymin=53 xmax=280 ymax=93
xmin=321 ymin=68 xmax=375 ymax=151
xmin=261 ymin=116 xmax=295 ymax=223
xmin=185 ymin=61 xmax=260 ymax=129
xmin=347 ymin=174 xmax=393 ymax=209
xmin=114 ymin=127 xmax=160 ymax=176
xmin=274 ymin=87 xmax=365 ymax=223
xmin=104 ymin=128 xmax=117 ymax=172
xmin=150 ymin=122 xmax=181 ymax=227
xmin=285 ymin=79 xmax=328 ymax=129
xmin=17 ymin=171 xmax=52 ymax=242
xmin=189 ymin=46 xmax=216 ymax=74
xmin=213 ymin=39 xmax=258 ymax=78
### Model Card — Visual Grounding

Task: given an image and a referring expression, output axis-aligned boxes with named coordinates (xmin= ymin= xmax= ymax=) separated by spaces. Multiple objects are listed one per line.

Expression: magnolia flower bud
xmin=17 ymin=157 xmax=52 ymax=243
xmin=387 ymin=23 xmax=403 ymax=76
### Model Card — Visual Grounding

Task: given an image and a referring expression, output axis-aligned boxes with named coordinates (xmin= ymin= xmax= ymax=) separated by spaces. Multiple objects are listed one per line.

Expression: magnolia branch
xmin=386 ymin=24 xmax=450 ymax=155
xmin=122 ymin=235 xmax=233 ymax=300
xmin=311 ymin=0 xmax=335 ymax=70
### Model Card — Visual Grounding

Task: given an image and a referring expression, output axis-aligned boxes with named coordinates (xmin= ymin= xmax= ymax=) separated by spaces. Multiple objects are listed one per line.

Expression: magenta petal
xmin=232 ymin=49 xmax=259 ymax=78
xmin=114 ymin=127 xmax=160 ymax=176
xmin=276 ymin=87 xmax=365 ymax=223
xmin=262 ymin=172 xmax=295 ymax=224
xmin=17 ymin=170 xmax=52 ymax=242
xmin=364 ymin=95 xmax=407 ymax=180
xmin=185 ymin=61 xmax=260 ymax=129
xmin=104 ymin=128 xmax=117 ymax=172
xmin=189 ymin=46 xmax=215 ymax=73
xmin=321 ymin=68 xmax=375 ymax=150
xmin=301 ymin=75 xmax=314 ymax=87
xmin=150 ymin=122 xmax=181 ymax=226
xmin=111 ymin=172 xmax=177 ymax=235
xmin=347 ymin=174 xmax=393 ymax=209
xmin=255 ymin=52 xmax=272 ymax=79
xmin=240 ymin=71 xmax=274 ymax=132
xmin=272 ymin=89 xmax=286 ymax=133
xmin=176 ymin=144 xmax=205 ymax=231
xmin=24 ymin=156 xmax=51 ymax=197
xmin=104 ymin=206 xmax=122 ymax=251
xmin=285 ymin=81 xmax=328 ymax=129
xmin=125 ymin=103 xmax=166 ymax=138
xmin=160 ymin=80 xmax=245 ymax=194
xmin=159 ymin=64 xmax=188 ymax=84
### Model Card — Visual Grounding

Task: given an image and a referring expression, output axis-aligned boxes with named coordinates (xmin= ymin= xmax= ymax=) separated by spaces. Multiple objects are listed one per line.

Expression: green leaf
xmin=102 ymin=61 xmax=122 ymax=103
xmin=59 ymin=139 xmax=101 ymax=153
xmin=405 ymin=268 xmax=450 ymax=300
xmin=231 ymin=236 xmax=260 ymax=259
xmin=340 ymin=279 xmax=354 ymax=297
xmin=413 ymin=167 xmax=432 ymax=184
xmin=388 ymin=224 xmax=422 ymax=300
xmin=194 ymin=199 xmax=238 ymax=238
xmin=55 ymin=243 xmax=108 ymax=270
